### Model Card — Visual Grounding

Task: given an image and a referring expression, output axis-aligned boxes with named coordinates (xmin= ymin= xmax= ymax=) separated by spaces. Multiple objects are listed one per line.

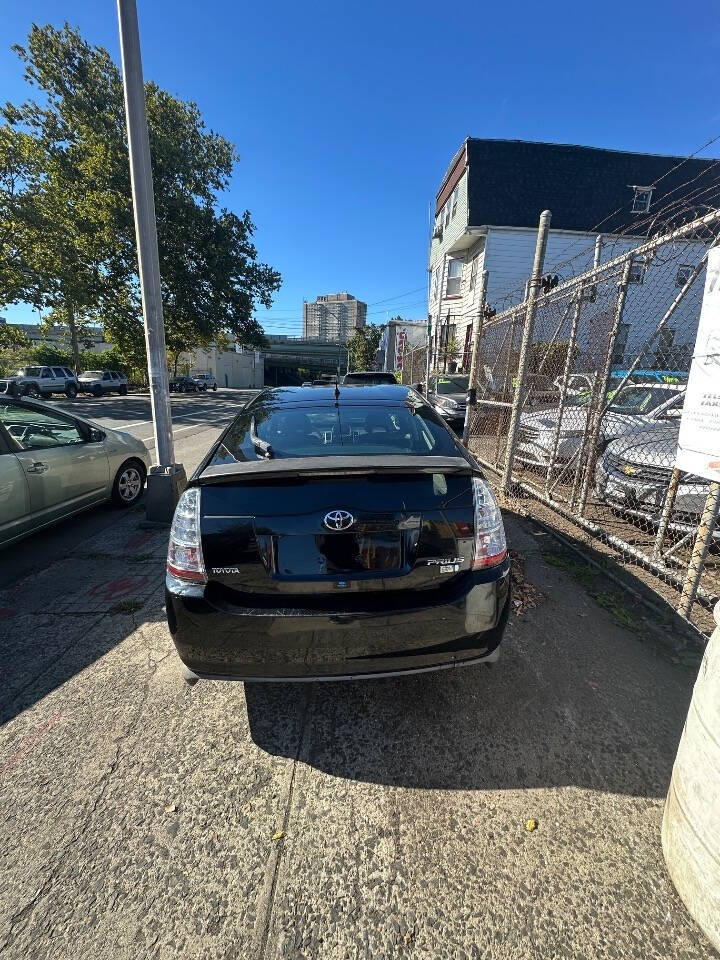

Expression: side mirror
xmin=88 ymin=428 xmax=105 ymax=442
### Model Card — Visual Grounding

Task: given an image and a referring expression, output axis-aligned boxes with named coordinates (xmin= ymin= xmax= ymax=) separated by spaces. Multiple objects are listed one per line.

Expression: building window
xmin=444 ymin=200 xmax=451 ymax=228
xmin=469 ymin=255 xmax=479 ymax=293
xmin=628 ymin=258 xmax=647 ymax=284
xmin=632 ymin=187 xmax=652 ymax=213
xmin=451 ymin=185 xmax=459 ymax=217
xmin=675 ymin=264 xmax=694 ymax=287
xmin=433 ymin=264 xmax=441 ymax=300
xmin=445 ymin=259 xmax=463 ymax=297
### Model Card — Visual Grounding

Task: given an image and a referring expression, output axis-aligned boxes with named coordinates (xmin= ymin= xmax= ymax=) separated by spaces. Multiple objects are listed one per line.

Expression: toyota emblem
xmin=323 ymin=509 xmax=355 ymax=531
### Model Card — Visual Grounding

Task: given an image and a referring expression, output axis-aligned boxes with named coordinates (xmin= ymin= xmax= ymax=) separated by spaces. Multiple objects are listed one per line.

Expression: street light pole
xmin=117 ymin=0 xmax=185 ymax=520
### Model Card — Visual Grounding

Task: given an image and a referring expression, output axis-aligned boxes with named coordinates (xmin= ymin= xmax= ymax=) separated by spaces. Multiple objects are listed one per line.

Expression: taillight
xmin=167 ymin=488 xmax=207 ymax=583
xmin=471 ymin=477 xmax=507 ymax=569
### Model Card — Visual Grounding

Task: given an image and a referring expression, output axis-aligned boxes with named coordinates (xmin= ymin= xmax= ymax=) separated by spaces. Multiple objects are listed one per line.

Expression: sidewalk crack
xmin=252 ymin=684 xmax=314 ymax=960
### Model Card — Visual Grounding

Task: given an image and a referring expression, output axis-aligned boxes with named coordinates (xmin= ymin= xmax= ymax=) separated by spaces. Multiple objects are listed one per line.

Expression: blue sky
xmin=3 ymin=0 xmax=720 ymax=335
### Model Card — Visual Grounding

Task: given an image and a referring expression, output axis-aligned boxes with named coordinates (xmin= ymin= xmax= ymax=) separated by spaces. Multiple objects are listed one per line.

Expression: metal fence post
xmin=501 ymin=210 xmax=552 ymax=493
xmin=577 ymin=257 xmax=633 ymax=516
xmin=678 ymin=482 xmax=720 ymax=619
xmin=545 ymin=287 xmax=583 ymax=498
xmin=462 ymin=270 xmax=489 ymax=444
xmin=652 ymin=468 xmax=683 ymax=561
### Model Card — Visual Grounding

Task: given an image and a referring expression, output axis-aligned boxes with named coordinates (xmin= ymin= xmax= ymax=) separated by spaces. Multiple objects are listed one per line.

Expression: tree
xmin=1 ymin=23 xmax=280 ymax=371
xmin=0 ymin=323 xmax=28 ymax=350
xmin=347 ymin=325 xmax=384 ymax=371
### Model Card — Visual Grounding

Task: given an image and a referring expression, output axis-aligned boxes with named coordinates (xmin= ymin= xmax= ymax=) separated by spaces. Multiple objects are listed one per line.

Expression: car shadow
xmin=245 ymin=514 xmax=700 ymax=797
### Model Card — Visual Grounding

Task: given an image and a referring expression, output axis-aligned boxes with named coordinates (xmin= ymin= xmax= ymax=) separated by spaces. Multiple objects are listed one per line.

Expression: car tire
xmin=111 ymin=459 xmax=146 ymax=508
xmin=24 ymin=383 xmax=41 ymax=399
xmin=65 ymin=383 xmax=78 ymax=399
xmin=92 ymin=384 xmax=103 ymax=397
xmin=212 ymin=384 xmax=217 ymax=391
xmin=119 ymin=385 xmax=128 ymax=396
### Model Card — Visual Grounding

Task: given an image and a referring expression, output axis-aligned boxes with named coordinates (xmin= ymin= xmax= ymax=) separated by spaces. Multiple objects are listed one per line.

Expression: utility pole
xmin=117 ymin=0 xmax=185 ymax=520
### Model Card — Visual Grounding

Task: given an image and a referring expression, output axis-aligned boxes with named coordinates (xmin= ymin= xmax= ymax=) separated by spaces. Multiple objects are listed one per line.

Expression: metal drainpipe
xmin=462 ymin=270 xmax=489 ymax=445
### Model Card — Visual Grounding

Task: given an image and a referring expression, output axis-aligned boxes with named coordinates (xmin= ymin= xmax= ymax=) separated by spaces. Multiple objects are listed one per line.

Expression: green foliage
xmin=1 ymin=23 xmax=280 ymax=370
xmin=347 ymin=325 xmax=384 ymax=372
xmin=0 ymin=324 xmax=28 ymax=349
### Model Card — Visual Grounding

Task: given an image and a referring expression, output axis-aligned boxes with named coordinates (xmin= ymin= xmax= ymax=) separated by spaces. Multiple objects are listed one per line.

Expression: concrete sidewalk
xmin=0 ymin=507 xmax=715 ymax=959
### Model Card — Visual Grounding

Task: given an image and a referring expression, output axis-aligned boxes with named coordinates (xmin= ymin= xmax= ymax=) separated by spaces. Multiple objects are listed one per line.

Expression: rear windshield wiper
xmin=250 ymin=416 xmax=273 ymax=459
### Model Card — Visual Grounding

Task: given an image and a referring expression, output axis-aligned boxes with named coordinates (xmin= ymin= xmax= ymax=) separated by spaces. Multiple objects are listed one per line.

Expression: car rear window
xmin=343 ymin=373 xmax=397 ymax=385
xmin=211 ymin=403 xmax=460 ymax=463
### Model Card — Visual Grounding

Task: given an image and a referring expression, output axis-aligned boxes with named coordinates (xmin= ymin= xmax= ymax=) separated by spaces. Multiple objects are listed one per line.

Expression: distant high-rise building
xmin=303 ymin=293 xmax=367 ymax=342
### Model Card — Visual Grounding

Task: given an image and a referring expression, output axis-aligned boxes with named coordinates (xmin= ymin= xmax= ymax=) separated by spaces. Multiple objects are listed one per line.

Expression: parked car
xmin=169 ymin=376 xmax=202 ymax=393
xmin=0 ymin=366 xmax=79 ymax=399
xmin=192 ymin=373 xmax=217 ymax=391
xmin=78 ymin=369 xmax=128 ymax=397
xmin=165 ymin=383 xmax=510 ymax=682
xmin=516 ymin=382 xmax=685 ymax=469
xmin=342 ymin=371 xmax=397 ymax=386
xmin=0 ymin=396 xmax=151 ymax=547
xmin=427 ymin=374 xmax=469 ymax=424
xmin=595 ymin=426 xmax=713 ymax=536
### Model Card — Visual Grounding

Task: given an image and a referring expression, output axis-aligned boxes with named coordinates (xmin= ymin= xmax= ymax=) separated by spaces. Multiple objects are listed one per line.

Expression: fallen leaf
xmin=271 ymin=830 xmax=285 ymax=842
xmin=525 ymin=818 xmax=538 ymax=832
xmin=164 ymin=803 xmax=178 ymax=814
xmin=403 ymin=930 xmax=414 ymax=944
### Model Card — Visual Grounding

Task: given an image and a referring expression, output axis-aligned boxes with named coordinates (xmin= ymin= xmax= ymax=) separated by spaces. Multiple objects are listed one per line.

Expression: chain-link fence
xmin=467 ymin=206 xmax=720 ymax=635
xmin=399 ymin=341 xmax=428 ymax=386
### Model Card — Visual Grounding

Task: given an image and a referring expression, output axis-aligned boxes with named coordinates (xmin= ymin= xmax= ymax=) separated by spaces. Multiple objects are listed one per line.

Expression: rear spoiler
xmin=198 ymin=455 xmax=474 ymax=484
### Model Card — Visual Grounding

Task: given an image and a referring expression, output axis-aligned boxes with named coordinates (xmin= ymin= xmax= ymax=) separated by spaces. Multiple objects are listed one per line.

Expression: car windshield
xmin=436 ymin=376 xmax=469 ymax=395
xmin=211 ymin=402 xmax=460 ymax=463
xmin=82 ymin=371 xmax=104 ymax=377
xmin=19 ymin=367 xmax=43 ymax=377
xmin=606 ymin=386 xmax=678 ymax=415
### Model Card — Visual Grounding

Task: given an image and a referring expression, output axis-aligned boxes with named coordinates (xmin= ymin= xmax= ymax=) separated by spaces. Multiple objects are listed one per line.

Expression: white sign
xmin=676 ymin=245 xmax=720 ymax=481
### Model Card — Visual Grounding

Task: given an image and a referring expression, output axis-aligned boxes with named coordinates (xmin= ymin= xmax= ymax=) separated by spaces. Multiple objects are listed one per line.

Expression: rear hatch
xmin=198 ymin=457 xmax=476 ymax=601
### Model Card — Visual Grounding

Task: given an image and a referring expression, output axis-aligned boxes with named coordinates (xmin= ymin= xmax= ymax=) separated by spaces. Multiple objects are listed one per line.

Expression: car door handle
xmin=26 ymin=461 xmax=48 ymax=475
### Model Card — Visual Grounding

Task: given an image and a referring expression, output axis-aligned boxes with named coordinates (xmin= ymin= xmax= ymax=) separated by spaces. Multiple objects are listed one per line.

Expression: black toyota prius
xmin=165 ymin=384 xmax=510 ymax=682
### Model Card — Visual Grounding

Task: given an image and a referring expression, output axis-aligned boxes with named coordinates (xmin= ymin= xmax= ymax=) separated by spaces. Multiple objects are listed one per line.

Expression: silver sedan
xmin=0 ymin=395 xmax=151 ymax=547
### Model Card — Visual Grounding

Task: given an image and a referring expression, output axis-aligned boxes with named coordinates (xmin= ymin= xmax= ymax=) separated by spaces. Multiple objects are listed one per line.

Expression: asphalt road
xmin=0 ymin=389 xmax=258 ymax=591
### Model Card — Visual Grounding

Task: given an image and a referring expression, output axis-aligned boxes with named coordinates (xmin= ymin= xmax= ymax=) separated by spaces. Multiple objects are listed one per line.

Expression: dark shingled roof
xmin=457 ymin=139 xmax=719 ymax=233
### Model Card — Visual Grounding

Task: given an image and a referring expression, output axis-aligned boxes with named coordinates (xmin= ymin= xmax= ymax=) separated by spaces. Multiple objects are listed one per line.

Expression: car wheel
xmin=92 ymin=384 xmax=103 ymax=397
xmin=24 ymin=384 xmax=41 ymax=399
xmin=119 ymin=385 xmax=128 ymax=396
xmin=111 ymin=459 xmax=146 ymax=508
xmin=212 ymin=384 xmax=217 ymax=391
xmin=65 ymin=383 xmax=78 ymax=399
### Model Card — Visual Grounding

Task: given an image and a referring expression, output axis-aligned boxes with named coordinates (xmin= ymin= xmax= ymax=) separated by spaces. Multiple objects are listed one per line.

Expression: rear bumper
xmin=166 ymin=563 xmax=510 ymax=681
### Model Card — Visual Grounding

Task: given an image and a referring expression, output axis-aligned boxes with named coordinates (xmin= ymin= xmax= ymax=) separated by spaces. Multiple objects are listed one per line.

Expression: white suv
xmin=0 ymin=366 xmax=79 ymax=399
xmin=192 ymin=373 xmax=217 ymax=391
xmin=78 ymin=370 xmax=129 ymax=397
